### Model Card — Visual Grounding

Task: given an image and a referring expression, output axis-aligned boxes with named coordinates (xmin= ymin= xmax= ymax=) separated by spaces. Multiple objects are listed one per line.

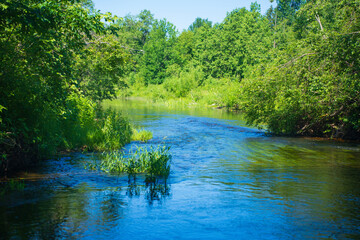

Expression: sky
xmin=92 ymin=0 xmax=274 ymax=32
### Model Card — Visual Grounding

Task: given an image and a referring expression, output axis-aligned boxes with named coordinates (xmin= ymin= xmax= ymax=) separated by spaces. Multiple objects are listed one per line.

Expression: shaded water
xmin=1 ymin=98 xmax=360 ymax=239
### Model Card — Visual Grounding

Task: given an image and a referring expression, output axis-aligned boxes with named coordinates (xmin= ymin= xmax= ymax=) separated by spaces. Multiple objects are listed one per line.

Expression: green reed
xmin=85 ymin=145 xmax=171 ymax=183
xmin=131 ymin=128 xmax=153 ymax=143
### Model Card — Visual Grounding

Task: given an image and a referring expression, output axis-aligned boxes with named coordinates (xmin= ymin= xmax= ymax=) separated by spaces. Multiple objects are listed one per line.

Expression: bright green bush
xmin=58 ymin=93 xmax=132 ymax=152
xmin=87 ymin=108 xmax=132 ymax=151
xmin=163 ymin=67 xmax=204 ymax=98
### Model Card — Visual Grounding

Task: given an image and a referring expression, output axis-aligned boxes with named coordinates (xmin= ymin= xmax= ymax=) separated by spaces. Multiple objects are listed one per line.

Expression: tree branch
xmin=315 ymin=14 xmax=324 ymax=31
xmin=279 ymin=53 xmax=317 ymax=69
xmin=85 ymin=41 xmax=144 ymax=52
xmin=340 ymin=31 xmax=360 ymax=35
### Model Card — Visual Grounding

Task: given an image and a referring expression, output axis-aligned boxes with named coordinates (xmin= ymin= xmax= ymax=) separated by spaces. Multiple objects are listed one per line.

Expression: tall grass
xmin=124 ymin=69 xmax=242 ymax=110
xmin=61 ymin=94 xmax=132 ymax=152
xmin=87 ymin=109 xmax=132 ymax=151
xmin=86 ymin=145 xmax=171 ymax=183
xmin=131 ymin=128 xmax=153 ymax=142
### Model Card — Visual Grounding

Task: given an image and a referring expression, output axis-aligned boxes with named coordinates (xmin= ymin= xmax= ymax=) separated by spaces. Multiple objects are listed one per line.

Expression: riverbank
xmin=116 ymin=90 xmax=360 ymax=142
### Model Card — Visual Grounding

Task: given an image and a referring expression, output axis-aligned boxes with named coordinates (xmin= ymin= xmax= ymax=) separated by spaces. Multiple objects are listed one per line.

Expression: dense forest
xmin=117 ymin=0 xmax=359 ymax=140
xmin=0 ymin=0 xmax=359 ymax=174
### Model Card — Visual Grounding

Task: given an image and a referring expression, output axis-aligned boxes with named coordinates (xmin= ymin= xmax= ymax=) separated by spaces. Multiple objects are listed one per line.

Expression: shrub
xmin=87 ymin=108 xmax=132 ymax=151
xmin=163 ymin=67 xmax=204 ymax=97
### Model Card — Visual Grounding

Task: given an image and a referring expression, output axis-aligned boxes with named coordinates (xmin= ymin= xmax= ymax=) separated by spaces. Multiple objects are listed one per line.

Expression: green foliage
xmin=191 ymin=6 xmax=272 ymax=79
xmin=171 ymin=30 xmax=195 ymax=68
xmin=0 ymin=0 xmax=131 ymax=175
xmin=87 ymin=108 xmax=132 ymax=151
xmin=87 ymin=145 xmax=171 ymax=183
xmin=140 ymin=19 xmax=177 ymax=84
xmin=188 ymin=18 xmax=212 ymax=32
xmin=239 ymin=0 xmax=360 ymax=139
xmin=163 ymin=67 xmax=204 ymax=97
xmin=74 ymin=34 xmax=129 ymax=102
xmin=131 ymin=128 xmax=153 ymax=142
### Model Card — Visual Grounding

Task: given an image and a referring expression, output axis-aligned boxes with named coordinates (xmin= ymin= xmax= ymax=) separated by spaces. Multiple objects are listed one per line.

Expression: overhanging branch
xmin=85 ymin=41 xmax=144 ymax=53
xmin=279 ymin=53 xmax=317 ymax=69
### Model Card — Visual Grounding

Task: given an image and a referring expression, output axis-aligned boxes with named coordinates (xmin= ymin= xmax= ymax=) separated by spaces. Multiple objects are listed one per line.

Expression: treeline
xmin=114 ymin=0 xmax=360 ymax=140
xmin=0 ymin=0 xmax=359 ymax=175
xmin=0 ymin=0 xmax=133 ymax=175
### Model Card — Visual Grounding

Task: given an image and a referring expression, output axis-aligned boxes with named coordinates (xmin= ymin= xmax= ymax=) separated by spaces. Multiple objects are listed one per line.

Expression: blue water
xmin=1 ymin=99 xmax=360 ymax=239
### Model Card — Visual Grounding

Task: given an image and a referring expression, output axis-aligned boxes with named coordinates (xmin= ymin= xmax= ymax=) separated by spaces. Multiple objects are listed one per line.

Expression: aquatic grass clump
xmin=86 ymin=145 xmax=171 ymax=183
xmin=144 ymin=147 xmax=171 ymax=184
xmin=131 ymin=128 xmax=153 ymax=142
xmin=0 ymin=179 xmax=25 ymax=196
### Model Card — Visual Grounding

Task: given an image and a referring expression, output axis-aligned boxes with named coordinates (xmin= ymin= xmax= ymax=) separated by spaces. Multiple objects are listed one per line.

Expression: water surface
xmin=1 ymin=98 xmax=360 ymax=239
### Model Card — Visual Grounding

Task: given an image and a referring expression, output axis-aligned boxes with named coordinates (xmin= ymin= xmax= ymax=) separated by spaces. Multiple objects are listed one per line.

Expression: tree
xmin=240 ymin=0 xmax=360 ymax=139
xmin=140 ymin=19 xmax=177 ymax=84
xmin=0 ymin=0 xmax=108 ymax=173
xmin=74 ymin=33 xmax=129 ymax=102
xmin=188 ymin=18 xmax=212 ymax=32
xmin=170 ymin=30 xmax=195 ymax=70
xmin=275 ymin=0 xmax=307 ymax=24
xmin=193 ymin=5 xmax=272 ymax=79
xmin=115 ymin=10 xmax=154 ymax=75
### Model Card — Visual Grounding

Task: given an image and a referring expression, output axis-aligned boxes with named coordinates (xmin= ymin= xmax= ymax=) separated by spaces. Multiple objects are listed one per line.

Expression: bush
xmin=87 ymin=108 xmax=132 ymax=151
xmin=163 ymin=67 xmax=204 ymax=97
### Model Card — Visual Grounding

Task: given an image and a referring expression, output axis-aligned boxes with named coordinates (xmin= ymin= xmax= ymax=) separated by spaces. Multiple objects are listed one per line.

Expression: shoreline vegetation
xmin=115 ymin=96 xmax=360 ymax=143
xmin=1 ymin=0 xmax=359 ymax=175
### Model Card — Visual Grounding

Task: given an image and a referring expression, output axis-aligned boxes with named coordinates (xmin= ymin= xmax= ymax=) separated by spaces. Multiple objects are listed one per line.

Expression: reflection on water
xmin=126 ymin=180 xmax=171 ymax=205
xmin=1 ymin=98 xmax=360 ymax=239
xmin=0 ymin=169 xmax=172 ymax=239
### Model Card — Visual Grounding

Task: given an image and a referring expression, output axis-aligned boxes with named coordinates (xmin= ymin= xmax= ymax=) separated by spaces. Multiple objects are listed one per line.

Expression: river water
xmin=1 ymin=99 xmax=360 ymax=239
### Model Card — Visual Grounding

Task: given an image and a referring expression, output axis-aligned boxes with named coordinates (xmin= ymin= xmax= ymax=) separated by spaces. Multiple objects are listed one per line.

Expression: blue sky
xmin=92 ymin=0 xmax=274 ymax=31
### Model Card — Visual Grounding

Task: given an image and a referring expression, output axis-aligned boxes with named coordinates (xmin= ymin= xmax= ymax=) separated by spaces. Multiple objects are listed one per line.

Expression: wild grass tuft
xmin=131 ymin=128 xmax=153 ymax=142
xmin=85 ymin=145 xmax=171 ymax=183
xmin=0 ymin=179 xmax=25 ymax=196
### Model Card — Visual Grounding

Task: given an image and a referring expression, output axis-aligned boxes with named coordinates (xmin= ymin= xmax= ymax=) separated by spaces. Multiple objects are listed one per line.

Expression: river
xmin=1 ymin=98 xmax=360 ymax=239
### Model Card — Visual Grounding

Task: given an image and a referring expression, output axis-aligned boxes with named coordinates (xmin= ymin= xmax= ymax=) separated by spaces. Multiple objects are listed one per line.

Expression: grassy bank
xmin=0 ymin=95 xmax=154 ymax=177
xmin=122 ymin=75 xmax=242 ymax=110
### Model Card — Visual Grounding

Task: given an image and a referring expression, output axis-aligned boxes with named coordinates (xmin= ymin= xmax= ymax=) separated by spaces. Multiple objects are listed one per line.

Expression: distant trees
xmin=188 ymin=18 xmax=212 ymax=32
xmin=140 ymin=19 xmax=177 ymax=84
xmin=118 ymin=1 xmax=359 ymax=139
